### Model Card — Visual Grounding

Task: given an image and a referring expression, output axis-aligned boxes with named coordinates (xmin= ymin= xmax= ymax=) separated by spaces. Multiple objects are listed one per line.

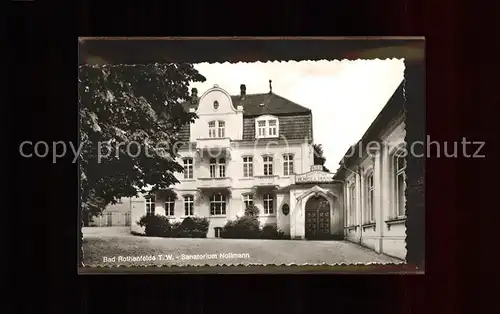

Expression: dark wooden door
xmin=305 ymin=196 xmax=331 ymax=239
xmin=305 ymin=210 xmax=318 ymax=238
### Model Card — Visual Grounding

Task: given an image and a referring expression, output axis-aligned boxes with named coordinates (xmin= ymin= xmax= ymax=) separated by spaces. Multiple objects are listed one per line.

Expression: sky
xmin=189 ymin=59 xmax=405 ymax=172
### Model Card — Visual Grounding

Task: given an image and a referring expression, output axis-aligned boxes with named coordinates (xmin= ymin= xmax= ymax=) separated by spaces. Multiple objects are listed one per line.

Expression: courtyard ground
xmin=81 ymin=227 xmax=402 ymax=267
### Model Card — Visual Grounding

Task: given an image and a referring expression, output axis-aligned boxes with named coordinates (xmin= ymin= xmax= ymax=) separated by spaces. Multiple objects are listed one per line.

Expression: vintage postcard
xmin=78 ymin=38 xmax=425 ymax=273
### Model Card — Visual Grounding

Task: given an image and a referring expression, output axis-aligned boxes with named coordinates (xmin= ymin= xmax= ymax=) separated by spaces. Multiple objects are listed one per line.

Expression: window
xmin=394 ymin=151 xmax=407 ymax=217
xmin=183 ymin=158 xmax=193 ymax=179
xmin=218 ymin=121 xmax=225 ymax=138
xmin=145 ymin=195 xmax=155 ymax=215
xmin=255 ymin=116 xmax=279 ymax=138
xmin=210 ymin=158 xmax=226 ymax=178
xmin=208 ymin=121 xmax=216 ymax=138
xmin=283 ymin=154 xmax=294 ymax=176
xmin=213 ymin=100 xmax=219 ymax=110
xmin=184 ymin=195 xmax=194 ymax=216
xmin=263 ymin=193 xmax=274 ymax=215
xmin=365 ymin=173 xmax=374 ymax=223
xmin=116 ymin=198 xmax=123 ymax=204
xmin=214 ymin=227 xmax=222 ymax=238
xmin=219 ymin=158 xmax=226 ymax=177
xmin=263 ymin=156 xmax=273 ymax=176
xmin=210 ymin=193 xmax=226 ymax=215
xmin=210 ymin=158 xmax=217 ymax=178
xmin=165 ymin=197 xmax=175 ymax=216
xmin=209 ymin=120 xmax=225 ymax=138
xmin=257 ymin=120 xmax=266 ymax=137
xmin=349 ymin=184 xmax=356 ymax=225
xmin=243 ymin=194 xmax=253 ymax=209
xmin=243 ymin=156 xmax=253 ymax=177
xmin=268 ymin=120 xmax=277 ymax=136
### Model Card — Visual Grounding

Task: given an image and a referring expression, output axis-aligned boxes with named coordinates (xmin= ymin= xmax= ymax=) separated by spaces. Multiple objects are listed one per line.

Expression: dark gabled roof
xmin=177 ymin=113 xmax=313 ymax=143
xmin=178 ymin=92 xmax=313 ymax=143
xmin=242 ymin=114 xmax=312 ymax=141
xmin=182 ymin=92 xmax=311 ymax=116
xmin=333 ymin=81 xmax=405 ymax=180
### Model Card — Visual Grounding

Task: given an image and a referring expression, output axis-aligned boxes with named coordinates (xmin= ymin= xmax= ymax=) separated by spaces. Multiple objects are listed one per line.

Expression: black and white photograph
xmin=78 ymin=38 xmax=425 ymax=271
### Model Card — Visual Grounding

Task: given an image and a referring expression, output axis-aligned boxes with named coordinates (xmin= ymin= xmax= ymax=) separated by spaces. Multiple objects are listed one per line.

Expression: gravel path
xmin=82 ymin=227 xmax=402 ymax=266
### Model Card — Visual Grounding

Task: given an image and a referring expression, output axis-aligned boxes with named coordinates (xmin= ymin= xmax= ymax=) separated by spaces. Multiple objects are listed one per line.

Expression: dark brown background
xmin=8 ymin=0 xmax=495 ymax=314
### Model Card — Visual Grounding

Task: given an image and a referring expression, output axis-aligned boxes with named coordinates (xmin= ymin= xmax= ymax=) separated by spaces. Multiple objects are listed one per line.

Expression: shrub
xmin=244 ymin=203 xmax=260 ymax=217
xmin=169 ymin=221 xmax=183 ymax=238
xmin=137 ymin=214 xmax=171 ymax=237
xmin=221 ymin=204 xmax=262 ymax=239
xmin=222 ymin=215 xmax=261 ymax=239
xmin=177 ymin=217 xmax=210 ymax=238
xmin=260 ymin=224 xmax=288 ymax=239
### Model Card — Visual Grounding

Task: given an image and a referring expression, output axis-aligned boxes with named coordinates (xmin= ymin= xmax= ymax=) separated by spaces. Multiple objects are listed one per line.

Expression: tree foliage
xmin=313 ymin=143 xmax=330 ymax=172
xmin=79 ymin=63 xmax=205 ymax=219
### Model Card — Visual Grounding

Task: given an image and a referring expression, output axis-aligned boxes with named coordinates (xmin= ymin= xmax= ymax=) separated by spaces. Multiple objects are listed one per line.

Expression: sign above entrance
xmin=295 ymin=168 xmax=334 ymax=184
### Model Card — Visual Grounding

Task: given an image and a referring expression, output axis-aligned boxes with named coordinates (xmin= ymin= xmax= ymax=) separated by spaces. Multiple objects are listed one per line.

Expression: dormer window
xmin=255 ymin=116 xmax=279 ymax=138
xmin=268 ymin=120 xmax=277 ymax=136
xmin=257 ymin=120 xmax=266 ymax=137
xmin=208 ymin=120 xmax=225 ymax=138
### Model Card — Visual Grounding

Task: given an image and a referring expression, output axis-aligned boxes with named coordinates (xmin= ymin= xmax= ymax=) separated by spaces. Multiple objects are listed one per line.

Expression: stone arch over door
xmin=304 ymin=193 xmax=332 ymax=240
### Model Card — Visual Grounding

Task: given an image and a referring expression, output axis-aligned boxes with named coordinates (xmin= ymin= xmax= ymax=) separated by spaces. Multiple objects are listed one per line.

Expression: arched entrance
xmin=305 ymin=195 xmax=331 ymax=239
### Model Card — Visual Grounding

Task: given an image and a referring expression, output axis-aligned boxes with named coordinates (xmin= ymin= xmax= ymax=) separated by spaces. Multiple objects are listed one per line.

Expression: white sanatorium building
xmin=125 ymin=81 xmax=407 ymax=260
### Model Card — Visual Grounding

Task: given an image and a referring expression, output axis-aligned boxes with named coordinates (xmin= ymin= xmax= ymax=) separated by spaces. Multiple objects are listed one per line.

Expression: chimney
xmin=240 ymin=84 xmax=246 ymax=98
xmin=191 ymin=88 xmax=198 ymax=104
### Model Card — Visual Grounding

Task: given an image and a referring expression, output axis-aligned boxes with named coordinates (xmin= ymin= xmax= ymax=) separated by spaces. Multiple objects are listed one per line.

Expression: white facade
xmin=341 ymin=116 xmax=407 ymax=260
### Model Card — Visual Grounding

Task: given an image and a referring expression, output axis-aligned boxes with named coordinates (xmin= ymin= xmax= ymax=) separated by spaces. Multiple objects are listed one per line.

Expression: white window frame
xmin=208 ymin=121 xmax=216 ymax=138
xmin=365 ymin=172 xmax=374 ymax=223
xmin=210 ymin=193 xmax=227 ymax=216
xmin=184 ymin=195 xmax=194 ymax=216
xmin=243 ymin=156 xmax=254 ymax=177
xmin=393 ymin=149 xmax=407 ymax=218
xmin=268 ymin=119 xmax=277 ymax=137
xmin=183 ymin=158 xmax=194 ymax=179
xmin=283 ymin=154 xmax=294 ymax=176
xmin=145 ymin=195 xmax=155 ymax=215
xmin=242 ymin=194 xmax=254 ymax=209
xmin=217 ymin=120 xmax=225 ymax=138
xmin=263 ymin=155 xmax=273 ymax=176
xmin=219 ymin=158 xmax=226 ymax=177
xmin=208 ymin=120 xmax=225 ymax=138
xmin=165 ymin=197 xmax=175 ymax=216
xmin=255 ymin=115 xmax=279 ymax=139
xmin=263 ymin=193 xmax=274 ymax=215
xmin=257 ymin=120 xmax=266 ymax=137
xmin=210 ymin=158 xmax=226 ymax=178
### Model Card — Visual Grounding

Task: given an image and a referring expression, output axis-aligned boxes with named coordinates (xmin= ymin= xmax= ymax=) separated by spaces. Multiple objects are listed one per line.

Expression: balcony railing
xmin=196 ymin=137 xmax=231 ymax=151
xmin=197 ymin=177 xmax=232 ymax=189
xmin=253 ymin=175 xmax=279 ymax=187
